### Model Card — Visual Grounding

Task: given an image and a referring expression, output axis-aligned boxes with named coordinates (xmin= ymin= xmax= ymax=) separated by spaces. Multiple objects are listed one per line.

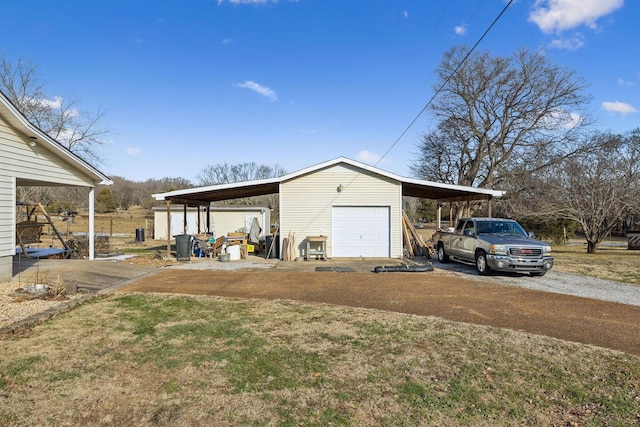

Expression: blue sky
xmin=1 ymin=0 xmax=637 ymax=183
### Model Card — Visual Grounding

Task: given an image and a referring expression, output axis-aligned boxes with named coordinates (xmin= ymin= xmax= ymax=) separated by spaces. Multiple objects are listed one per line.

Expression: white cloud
xmin=34 ymin=96 xmax=79 ymax=118
xmin=222 ymin=38 xmax=232 ymax=45
xmin=127 ymin=147 xmax=142 ymax=156
xmin=38 ymin=96 xmax=63 ymax=109
xmin=454 ymin=24 xmax=467 ymax=36
xmin=548 ymin=33 xmax=584 ymax=50
xmin=218 ymin=0 xmax=276 ymax=4
xmin=402 ymin=10 xmax=409 ymax=19
xmin=297 ymin=128 xmax=317 ymax=134
xmin=235 ymin=80 xmax=278 ymax=101
xmin=529 ymin=0 xmax=623 ymax=34
xmin=355 ymin=150 xmax=386 ymax=165
xmin=617 ymin=77 xmax=636 ymax=87
xmin=540 ymin=108 xmax=583 ymax=130
xmin=602 ymin=101 xmax=638 ymax=115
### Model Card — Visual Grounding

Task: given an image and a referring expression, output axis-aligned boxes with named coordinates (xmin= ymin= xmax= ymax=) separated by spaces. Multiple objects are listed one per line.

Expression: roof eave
xmin=0 ymin=91 xmax=112 ymax=186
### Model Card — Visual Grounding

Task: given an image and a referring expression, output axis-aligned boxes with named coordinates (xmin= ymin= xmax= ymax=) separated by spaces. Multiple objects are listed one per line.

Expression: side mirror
xmin=528 ymin=231 xmax=535 ymax=238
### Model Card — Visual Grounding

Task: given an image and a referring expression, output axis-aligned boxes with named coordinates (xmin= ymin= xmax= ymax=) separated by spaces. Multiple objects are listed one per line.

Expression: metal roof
xmin=153 ymin=157 xmax=504 ymax=205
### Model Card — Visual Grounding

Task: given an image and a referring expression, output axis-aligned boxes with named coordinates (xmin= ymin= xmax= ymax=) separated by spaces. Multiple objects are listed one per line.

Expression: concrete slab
xmin=12 ymin=257 xmax=159 ymax=293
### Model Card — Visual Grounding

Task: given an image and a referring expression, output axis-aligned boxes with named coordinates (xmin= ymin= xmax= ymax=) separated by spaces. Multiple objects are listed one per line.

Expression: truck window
xmin=462 ymin=221 xmax=475 ymax=236
xmin=476 ymin=221 xmax=492 ymax=234
xmin=453 ymin=220 xmax=465 ymax=235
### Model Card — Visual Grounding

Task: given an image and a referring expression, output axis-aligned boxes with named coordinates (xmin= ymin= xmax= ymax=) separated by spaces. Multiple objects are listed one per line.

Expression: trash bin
xmin=174 ymin=234 xmax=191 ymax=261
xmin=265 ymin=234 xmax=279 ymax=259
xmin=135 ymin=228 xmax=145 ymax=242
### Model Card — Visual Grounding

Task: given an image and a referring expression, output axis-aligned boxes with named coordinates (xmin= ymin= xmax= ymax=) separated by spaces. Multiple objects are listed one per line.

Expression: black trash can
xmin=265 ymin=234 xmax=279 ymax=259
xmin=174 ymin=234 xmax=191 ymax=261
xmin=135 ymin=228 xmax=145 ymax=242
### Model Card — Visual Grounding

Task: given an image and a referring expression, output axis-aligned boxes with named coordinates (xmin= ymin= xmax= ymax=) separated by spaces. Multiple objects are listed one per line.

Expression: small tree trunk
xmin=586 ymin=241 xmax=598 ymax=254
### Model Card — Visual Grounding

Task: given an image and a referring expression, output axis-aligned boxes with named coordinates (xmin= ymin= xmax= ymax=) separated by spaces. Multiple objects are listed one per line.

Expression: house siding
xmin=280 ymin=163 xmax=402 ymax=258
xmin=0 ymin=120 xmax=95 ymax=187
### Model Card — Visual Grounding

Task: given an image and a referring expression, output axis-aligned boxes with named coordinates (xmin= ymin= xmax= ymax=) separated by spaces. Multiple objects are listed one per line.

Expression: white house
xmin=0 ymin=90 xmax=111 ymax=281
xmin=153 ymin=157 xmax=504 ymax=259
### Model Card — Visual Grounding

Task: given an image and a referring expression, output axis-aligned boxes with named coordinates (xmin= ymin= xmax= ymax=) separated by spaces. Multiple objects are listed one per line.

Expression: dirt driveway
xmin=121 ymin=267 xmax=640 ymax=357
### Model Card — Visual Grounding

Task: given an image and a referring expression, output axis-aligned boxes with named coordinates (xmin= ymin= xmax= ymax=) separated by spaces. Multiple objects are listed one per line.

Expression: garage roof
xmin=153 ymin=157 xmax=505 ymax=205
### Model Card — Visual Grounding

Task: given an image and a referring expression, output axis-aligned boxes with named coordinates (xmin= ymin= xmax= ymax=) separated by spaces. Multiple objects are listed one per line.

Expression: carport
xmin=153 ymin=157 xmax=504 ymax=259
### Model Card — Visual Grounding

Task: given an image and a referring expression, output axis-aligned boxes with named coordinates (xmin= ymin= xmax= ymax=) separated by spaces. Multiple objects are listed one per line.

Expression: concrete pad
xmin=12 ymin=257 xmax=159 ymax=293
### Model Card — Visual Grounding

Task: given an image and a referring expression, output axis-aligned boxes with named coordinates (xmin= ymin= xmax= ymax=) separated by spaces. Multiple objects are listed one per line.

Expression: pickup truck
xmin=432 ymin=218 xmax=553 ymax=276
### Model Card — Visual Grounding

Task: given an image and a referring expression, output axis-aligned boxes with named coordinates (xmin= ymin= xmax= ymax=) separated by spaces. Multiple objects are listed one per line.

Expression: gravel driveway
xmin=121 ymin=259 xmax=640 ymax=356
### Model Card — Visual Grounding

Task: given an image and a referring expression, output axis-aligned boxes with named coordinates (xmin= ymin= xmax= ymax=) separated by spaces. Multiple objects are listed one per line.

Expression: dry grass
xmin=551 ymin=241 xmax=640 ymax=286
xmin=1 ymin=293 xmax=639 ymax=426
xmin=5 ymin=217 xmax=637 ymax=425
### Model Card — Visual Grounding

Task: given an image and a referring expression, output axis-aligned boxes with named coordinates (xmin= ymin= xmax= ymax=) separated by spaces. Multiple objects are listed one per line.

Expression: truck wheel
xmin=437 ymin=243 xmax=449 ymax=263
xmin=475 ymin=250 xmax=491 ymax=275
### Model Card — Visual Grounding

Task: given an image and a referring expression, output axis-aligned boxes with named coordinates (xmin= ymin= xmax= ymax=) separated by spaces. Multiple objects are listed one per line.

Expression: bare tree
xmin=198 ymin=162 xmax=287 ymax=185
xmin=411 ymin=46 xmax=592 ymax=191
xmin=0 ymin=52 xmax=109 ymax=164
xmin=517 ymin=130 xmax=640 ymax=253
xmin=198 ymin=162 xmax=287 ymax=210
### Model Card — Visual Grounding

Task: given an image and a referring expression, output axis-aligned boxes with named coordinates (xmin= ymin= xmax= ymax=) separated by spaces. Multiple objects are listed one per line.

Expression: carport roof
xmin=153 ymin=157 xmax=505 ymax=205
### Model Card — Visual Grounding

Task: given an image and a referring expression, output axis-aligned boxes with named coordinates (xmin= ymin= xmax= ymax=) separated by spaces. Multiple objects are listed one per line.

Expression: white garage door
xmin=331 ymin=207 xmax=390 ymax=257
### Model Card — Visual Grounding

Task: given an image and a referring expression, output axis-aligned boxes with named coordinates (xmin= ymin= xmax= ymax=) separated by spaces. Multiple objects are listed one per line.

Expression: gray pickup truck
xmin=432 ymin=218 xmax=553 ymax=276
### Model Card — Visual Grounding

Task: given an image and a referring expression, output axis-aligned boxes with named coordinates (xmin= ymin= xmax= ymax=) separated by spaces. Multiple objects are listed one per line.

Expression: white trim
xmin=10 ymin=177 xmax=16 ymax=256
xmin=153 ymin=157 xmax=505 ymax=201
xmin=89 ymin=188 xmax=95 ymax=260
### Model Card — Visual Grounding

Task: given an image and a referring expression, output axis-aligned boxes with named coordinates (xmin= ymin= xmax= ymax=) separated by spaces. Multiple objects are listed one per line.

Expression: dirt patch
xmin=121 ymin=269 xmax=640 ymax=356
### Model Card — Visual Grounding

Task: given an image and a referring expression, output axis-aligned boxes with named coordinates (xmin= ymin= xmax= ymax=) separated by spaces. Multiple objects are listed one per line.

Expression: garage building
xmin=154 ymin=157 xmax=504 ymax=259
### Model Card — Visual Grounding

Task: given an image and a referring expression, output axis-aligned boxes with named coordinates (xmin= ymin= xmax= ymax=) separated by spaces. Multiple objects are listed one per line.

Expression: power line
xmin=375 ymin=0 xmax=514 ymax=167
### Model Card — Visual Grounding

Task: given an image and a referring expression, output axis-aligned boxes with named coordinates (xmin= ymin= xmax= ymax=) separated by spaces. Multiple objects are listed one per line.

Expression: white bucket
xmin=227 ymin=245 xmax=241 ymax=261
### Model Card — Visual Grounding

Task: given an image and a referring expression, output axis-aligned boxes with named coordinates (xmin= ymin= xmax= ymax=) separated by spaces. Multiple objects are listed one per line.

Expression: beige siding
xmin=0 ymin=119 xmax=95 ymax=187
xmin=0 ymin=176 xmax=16 ymax=257
xmin=280 ymin=163 xmax=402 ymax=258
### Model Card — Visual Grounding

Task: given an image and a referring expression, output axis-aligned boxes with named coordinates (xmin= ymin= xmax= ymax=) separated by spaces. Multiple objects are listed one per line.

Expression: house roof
xmin=0 ymin=90 xmax=112 ymax=186
xmin=153 ymin=157 xmax=505 ymax=205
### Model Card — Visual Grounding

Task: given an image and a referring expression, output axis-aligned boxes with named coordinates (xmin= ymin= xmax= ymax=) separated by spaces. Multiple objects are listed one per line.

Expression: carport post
xmin=183 ymin=204 xmax=187 ymax=235
xmin=487 ymin=196 xmax=492 ymax=218
xmin=436 ymin=203 xmax=442 ymax=230
xmin=166 ymin=200 xmax=171 ymax=258
xmin=89 ymin=187 xmax=95 ymax=260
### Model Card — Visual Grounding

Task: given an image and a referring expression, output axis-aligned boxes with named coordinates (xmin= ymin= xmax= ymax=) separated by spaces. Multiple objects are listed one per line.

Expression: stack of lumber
xmin=402 ymin=212 xmax=434 ymax=259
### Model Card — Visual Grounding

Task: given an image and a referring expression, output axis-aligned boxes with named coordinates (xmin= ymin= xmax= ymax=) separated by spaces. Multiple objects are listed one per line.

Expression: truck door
xmin=450 ymin=220 xmax=476 ymax=260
